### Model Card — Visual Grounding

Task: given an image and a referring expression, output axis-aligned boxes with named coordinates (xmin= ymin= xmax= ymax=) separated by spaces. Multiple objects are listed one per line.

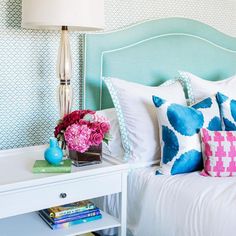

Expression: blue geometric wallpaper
xmin=0 ymin=0 xmax=82 ymax=149
xmin=0 ymin=0 xmax=235 ymax=150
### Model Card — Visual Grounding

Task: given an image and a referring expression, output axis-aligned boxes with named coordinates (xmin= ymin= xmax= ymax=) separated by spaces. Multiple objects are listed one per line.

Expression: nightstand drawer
xmin=0 ymin=173 xmax=122 ymax=219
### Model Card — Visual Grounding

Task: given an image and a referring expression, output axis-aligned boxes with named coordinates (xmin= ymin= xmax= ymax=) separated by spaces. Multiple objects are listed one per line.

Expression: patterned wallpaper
xmin=105 ymin=0 xmax=236 ymax=35
xmin=0 ymin=0 xmax=236 ymax=150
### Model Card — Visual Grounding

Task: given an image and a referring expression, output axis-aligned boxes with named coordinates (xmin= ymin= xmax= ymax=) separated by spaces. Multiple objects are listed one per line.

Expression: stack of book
xmin=38 ymin=200 xmax=102 ymax=230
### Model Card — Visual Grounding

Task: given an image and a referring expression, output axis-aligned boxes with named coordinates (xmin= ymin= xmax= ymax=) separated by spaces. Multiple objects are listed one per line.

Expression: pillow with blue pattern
xmin=153 ymin=95 xmax=221 ymax=175
xmin=216 ymin=92 xmax=236 ymax=131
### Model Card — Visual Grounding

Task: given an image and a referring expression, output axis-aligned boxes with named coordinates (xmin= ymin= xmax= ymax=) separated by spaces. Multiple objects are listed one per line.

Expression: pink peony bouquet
xmin=54 ymin=110 xmax=111 ymax=153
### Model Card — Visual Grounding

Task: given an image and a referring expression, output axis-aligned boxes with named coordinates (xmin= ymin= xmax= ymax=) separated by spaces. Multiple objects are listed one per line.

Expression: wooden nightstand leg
xmin=119 ymin=172 xmax=127 ymax=236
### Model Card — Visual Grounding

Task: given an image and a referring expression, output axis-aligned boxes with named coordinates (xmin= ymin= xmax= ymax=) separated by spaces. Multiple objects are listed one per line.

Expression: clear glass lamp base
xmin=57 ymin=27 xmax=73 ymax=119
xmin=58 ymin=84 xmax=73 ymax=119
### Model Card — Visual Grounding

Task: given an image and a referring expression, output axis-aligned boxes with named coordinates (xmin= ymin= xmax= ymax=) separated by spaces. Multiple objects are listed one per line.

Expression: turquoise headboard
xmin=84 ymin=17 xmax=236 ymax=110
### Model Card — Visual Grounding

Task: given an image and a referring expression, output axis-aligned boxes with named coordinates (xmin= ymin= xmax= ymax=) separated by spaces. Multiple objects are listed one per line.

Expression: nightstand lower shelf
xmin=0 ymin=211 xmax=121 ymax=236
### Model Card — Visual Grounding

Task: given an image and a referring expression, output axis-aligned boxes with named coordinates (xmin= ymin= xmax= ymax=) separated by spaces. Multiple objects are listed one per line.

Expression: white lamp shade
xmin=22 ymin=0 xmax=105 ymax=31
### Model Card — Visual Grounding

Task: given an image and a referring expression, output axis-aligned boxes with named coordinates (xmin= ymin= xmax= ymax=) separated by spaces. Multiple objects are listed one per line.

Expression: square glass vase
xmin=68 ymin=143 xmax=102 ymax=167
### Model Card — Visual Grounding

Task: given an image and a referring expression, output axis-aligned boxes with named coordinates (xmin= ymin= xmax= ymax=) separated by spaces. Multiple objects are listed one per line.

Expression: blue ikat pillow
xmin=216 ymin=92 xmax=236 ymax=131
xmin=153 ymin=95 xmax=221 ymax=175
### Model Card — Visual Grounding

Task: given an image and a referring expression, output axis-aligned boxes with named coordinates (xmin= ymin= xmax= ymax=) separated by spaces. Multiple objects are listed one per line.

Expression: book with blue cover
xmin=39 ymin=208 xmax=101 ymax=224
xmin=38 ymin=211 xmax=102 ymax=230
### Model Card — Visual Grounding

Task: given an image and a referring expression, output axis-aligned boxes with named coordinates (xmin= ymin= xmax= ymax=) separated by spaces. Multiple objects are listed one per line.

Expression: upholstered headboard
xmin=84 ymin=17 xmax=236 ymax=110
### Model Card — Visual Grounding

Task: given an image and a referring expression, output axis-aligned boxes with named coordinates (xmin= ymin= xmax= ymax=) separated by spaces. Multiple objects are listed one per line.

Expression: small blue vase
xmin=44 ymin=138 xmax=63 ymax=165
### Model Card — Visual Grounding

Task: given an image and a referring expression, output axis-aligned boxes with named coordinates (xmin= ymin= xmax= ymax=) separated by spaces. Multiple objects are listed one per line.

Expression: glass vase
xmin=68 ymin=143 xmax=102 ymax=167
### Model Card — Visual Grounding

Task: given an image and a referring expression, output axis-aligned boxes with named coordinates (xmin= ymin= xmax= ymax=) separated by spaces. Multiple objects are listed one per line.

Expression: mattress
xmin=98 ymin=166 xmax=236 ymax=236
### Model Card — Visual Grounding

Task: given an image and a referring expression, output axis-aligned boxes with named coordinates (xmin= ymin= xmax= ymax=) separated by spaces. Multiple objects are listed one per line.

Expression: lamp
xmin=21 ymin=0 xmax=105 ymax=118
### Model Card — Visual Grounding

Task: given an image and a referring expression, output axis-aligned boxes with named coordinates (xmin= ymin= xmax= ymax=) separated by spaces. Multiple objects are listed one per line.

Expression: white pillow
xmin=96 ymin=108 xmax=124 ymax=159
xmin=103 ymin=77 xmax=187 ymax=163
xmin=179 ymin=71 xmax=236 ymax=103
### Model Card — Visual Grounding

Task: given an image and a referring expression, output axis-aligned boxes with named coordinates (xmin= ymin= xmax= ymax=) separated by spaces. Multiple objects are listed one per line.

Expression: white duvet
xmin=99 ymin=166 xmax=236 ymax=236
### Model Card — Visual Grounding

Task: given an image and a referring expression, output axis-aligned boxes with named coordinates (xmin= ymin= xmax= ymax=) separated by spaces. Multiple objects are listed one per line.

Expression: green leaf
xmin=104 ymin=133 xmax=112 ymax=141
xmin=103 ymin=139 xmax=109 ymax=145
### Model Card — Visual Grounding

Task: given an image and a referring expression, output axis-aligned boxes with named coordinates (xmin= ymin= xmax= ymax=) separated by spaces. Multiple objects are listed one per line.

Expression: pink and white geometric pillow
xmin=200 ymin=128 xmax=236 ymax=177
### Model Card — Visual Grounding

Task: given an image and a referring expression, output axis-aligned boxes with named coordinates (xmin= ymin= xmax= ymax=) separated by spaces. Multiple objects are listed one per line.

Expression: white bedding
xmin=99 ymin=166 xmax=236 ymax=236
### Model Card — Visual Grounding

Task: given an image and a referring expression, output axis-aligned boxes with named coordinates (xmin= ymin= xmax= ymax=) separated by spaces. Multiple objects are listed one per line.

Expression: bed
xmin=84 ymin=18 xmax=236 ymax=236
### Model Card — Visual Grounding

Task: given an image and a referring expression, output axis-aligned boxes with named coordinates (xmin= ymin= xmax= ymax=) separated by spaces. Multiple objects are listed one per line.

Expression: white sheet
xmin=99 ymin=166 xmax=236 ymax=236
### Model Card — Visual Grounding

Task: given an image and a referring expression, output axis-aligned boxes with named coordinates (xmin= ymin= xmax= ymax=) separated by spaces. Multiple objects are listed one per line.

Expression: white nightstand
xmin=0 ymin=145 xmax=129 ymax=236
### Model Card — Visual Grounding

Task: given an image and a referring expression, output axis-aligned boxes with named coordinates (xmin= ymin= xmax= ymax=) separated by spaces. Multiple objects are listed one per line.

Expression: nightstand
xmin=0 ymin=145 xmax=128 ymax=236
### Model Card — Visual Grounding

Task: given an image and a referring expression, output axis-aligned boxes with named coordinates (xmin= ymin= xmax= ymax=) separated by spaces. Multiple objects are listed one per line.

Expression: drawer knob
xmin=60 ymin=193 xmax=67 ymax=198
